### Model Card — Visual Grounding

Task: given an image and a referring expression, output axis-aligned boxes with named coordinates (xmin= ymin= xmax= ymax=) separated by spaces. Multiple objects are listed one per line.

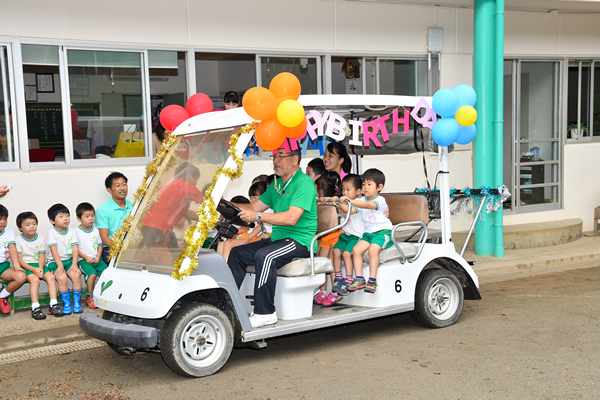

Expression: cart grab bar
xmin=391 ymin=221 xmax=428 ymax=263
xmin=309 ymin=199 xmax=352 ymax=276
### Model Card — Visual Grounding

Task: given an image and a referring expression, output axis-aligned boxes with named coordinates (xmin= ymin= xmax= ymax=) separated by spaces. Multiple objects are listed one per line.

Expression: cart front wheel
xmin=411 ymin=269 xmax=464 ymax=328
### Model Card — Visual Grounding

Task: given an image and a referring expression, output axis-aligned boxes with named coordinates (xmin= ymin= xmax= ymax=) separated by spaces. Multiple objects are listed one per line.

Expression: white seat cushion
xmin=247 ymin=256 xmax=333 ymax=277
xmin=362 ymin=242 xmax=419 ymax=264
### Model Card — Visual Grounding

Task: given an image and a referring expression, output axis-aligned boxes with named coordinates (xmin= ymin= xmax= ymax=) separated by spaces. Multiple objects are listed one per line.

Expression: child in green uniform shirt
xmin=76 ymin=202 xmax=107 ymax=309
xmin=0 ymin=205 xmax=26 ymax=315
xmin=15 ymin=211 xmax=63 ymax=319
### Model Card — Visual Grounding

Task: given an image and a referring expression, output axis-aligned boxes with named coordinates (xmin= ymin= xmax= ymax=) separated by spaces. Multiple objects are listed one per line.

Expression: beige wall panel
xmin=456 ymin=8 xmax=474 ymax=55
xmin=435 ymin=8 xmax=458 ymax=54
xmin=334 ymin=3 xmax=435 ymax=53
xmin=504 ymin=11 xmax=559 ymax=55
xmin=559 ymin=14 xmax=600 ymax=55
xmin=440 ymin=53 xmax=473 ymax=89
xmin=186 ymin=0 xmax=335 ymax=50
xmin=563 ymin=142 xmax=600 ymax=189
xmin=0 ymin=0 xmax=189 ymax=45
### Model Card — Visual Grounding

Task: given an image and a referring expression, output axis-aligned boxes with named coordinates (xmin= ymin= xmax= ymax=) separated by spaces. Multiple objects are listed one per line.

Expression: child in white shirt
xmin=76 ymin=203 xmax=107 ymax=309
xmin=47 ymin=204 xmax=82 ymax=315
xmin=15 ymin=211 xmax=63 ymax=319
xmin=0 ymin=205 xmax=26 ymax=314
xmin=342 ymin=169 xmax=393 ymax=294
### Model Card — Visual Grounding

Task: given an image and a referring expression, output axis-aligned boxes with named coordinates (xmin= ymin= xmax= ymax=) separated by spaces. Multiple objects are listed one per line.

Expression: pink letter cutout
xmin=393 ymin=109 xmax=410 ymax=134
xmin=410 ymin=97 xmax=436 ymax=128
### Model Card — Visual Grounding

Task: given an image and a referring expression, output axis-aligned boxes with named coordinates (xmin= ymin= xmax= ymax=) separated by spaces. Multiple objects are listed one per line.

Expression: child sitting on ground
xmin=328 ymin=174 xmax=365 ymax=298
xmin=15 ymin=211 xmax=63 ymax=319
xmin=343 ymin=168 xmax=393 ymax=294
xmin=76 ymin=203 xmax=107 ymax=309
xmin=47 ymin=203 xmax=83 ymax=314
xmin=314 ymin=173 xmax=344 ymax=306
xmin=0 ymin=205 xmax=26 ymax=314
xmin=217 ymin=182 xmax=272 ymax=260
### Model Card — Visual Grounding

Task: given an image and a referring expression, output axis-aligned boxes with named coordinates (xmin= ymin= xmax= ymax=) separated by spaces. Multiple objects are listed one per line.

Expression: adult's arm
xmin=98 ymin=228 xmax=112 ymax=248
xmin=232 ymin=199 xmax=270 ymax=213
xmin=238 ymin=205 xmax=304 ymax=227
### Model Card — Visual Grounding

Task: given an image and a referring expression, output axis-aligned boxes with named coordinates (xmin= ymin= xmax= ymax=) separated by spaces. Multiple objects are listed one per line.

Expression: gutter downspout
xmin=494 ymin=0 xmax=505 ymax=258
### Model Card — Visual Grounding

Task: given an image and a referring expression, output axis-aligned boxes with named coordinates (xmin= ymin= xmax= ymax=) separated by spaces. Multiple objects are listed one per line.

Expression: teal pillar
xmin=494 ymin=0 xmax=505 ymax=258
xmin=473 ymin=0 xmax=496 ymax=255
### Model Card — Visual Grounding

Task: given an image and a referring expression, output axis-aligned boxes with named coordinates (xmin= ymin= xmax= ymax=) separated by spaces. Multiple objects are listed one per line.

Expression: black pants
xmin=228 ymin=238 xmax=310 ymax=315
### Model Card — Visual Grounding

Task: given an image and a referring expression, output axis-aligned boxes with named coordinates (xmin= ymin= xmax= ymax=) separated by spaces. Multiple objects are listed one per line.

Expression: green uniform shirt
xmin=259 ymin=169 xmax=317 ymax=249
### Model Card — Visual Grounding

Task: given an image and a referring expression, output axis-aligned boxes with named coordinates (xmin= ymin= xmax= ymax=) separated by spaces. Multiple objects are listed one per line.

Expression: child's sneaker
xmin=365 ymin=280 xmax=378 ymax=293
xmin=332 ymin=277 xmax=349 ymax=296
xmin=348 ymin=277 xmax=367 ymax=292
xmin=48 ymin=304 xmax=64 ymax=317
xmin=32 ymin=307 xmax=46 ymax=320
xmin=0 ymin=297 xmax=10 ymax=314
xmin=322 ymin=292 xmax=342 ymax=306
xmin=314 ymin=291 xmax=327 ymax=305
xmin=86 ymin=295 xmax=98 ymax=309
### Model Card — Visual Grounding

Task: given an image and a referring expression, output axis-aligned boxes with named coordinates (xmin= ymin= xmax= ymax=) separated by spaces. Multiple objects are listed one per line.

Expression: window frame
xmin=566 ymin=58 xmax=600 ymax=143
xmin=0 ymin=40 xmax=20 ymax=170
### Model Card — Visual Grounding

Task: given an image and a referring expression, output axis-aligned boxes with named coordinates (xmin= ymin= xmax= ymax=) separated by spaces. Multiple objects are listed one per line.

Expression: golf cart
xmin=80 ymin=95 xmax=481 ymax=378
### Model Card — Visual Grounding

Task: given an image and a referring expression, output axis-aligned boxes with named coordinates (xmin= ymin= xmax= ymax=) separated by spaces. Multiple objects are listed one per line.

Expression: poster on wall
xmin=36 ymin=73 xmax=54 ymax=93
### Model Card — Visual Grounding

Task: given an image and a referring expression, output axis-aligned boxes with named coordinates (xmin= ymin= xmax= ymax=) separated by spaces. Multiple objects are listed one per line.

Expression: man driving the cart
xmin=228 ymin=147 xmax=317 ymax=328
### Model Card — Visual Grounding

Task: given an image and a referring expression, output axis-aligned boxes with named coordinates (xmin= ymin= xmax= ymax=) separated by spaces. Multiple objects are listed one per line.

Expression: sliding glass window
xmin=0 ymin=44 xmax=17 ymax=168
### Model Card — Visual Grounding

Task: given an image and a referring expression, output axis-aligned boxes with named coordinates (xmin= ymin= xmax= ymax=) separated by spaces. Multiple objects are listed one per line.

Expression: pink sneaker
xmin=314 ymin=291 xmax=327 ymax=305
xmin=322 ymin=292 xmax=342 ymax=306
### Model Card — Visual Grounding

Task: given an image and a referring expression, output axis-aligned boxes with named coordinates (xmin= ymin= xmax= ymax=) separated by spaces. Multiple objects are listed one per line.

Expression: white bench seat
xmin=246 ymin=256 xmax=333 ymax=277
xmin=362 ymin=242 xmax=419 ymax=264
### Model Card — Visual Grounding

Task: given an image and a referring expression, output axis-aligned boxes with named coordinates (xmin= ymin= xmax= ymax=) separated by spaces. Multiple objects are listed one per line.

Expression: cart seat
xmin=362 ymin=242 xmax=419 ymax=265
xmin=247 ymin=256 xmax=333 ymax=277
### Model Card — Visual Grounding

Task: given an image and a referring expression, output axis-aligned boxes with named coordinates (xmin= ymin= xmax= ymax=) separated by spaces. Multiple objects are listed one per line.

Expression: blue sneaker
xmin=333 ymin=277 xmax=350 ymax=296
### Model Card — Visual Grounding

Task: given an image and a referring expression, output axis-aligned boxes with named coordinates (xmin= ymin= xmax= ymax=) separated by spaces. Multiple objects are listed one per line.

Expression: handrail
xmin=391 ymin=221 xmax=428 ymax=263
xmin=309 ymin=199 xmax=352 ymax=276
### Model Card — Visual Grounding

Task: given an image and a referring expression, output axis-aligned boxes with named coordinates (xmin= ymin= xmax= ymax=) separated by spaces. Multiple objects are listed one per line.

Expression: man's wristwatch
xmin=256 ymin=212 xmax=262 ymax=223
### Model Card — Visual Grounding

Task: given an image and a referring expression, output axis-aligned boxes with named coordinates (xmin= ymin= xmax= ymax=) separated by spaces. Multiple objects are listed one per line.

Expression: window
xmin=258 ymin=56 xmax=321 ymax=94
xmin=567 ymin=59 xmax=600 ymax=142
xmin=67 ymin=49 xmax=147 ymax=160
xmin=504 ymin=59 xmax=562 ymax=212
xmin=0 ymin=45 xmax=16 ymax=167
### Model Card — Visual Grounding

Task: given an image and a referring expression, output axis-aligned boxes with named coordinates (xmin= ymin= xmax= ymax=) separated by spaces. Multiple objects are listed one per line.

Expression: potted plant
xmin=567 ymin=122 xmax=589 ymax=139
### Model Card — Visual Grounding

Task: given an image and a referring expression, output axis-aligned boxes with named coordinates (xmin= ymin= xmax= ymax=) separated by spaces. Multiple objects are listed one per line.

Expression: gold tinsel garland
xmin=108 ymin=132 xmax=180 ymax=261
xmin=171 ymin=122 xmax=256 ymax=280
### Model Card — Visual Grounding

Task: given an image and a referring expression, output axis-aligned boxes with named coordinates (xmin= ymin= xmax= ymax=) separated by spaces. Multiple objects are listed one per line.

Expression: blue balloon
xmin=456 ymin=124 xmax=477 ymax=145
xmin=432 ymin=88 xmax=459 ymax=118
xmin=432 ymin=118 xmax=460 ymax=147
xmin=453 ymin=84 xmax=477 ymax=107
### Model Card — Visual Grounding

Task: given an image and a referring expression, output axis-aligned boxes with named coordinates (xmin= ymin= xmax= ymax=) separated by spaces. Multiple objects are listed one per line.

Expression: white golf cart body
xmin=80 ymin=95 xmax=481 ymax=377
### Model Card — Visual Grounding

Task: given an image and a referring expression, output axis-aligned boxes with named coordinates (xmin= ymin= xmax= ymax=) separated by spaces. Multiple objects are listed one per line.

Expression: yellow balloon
xmin=455 ymin=105 xmax=477 ymax=126
xmin=276 ymin=99 xmax=305 ymax=128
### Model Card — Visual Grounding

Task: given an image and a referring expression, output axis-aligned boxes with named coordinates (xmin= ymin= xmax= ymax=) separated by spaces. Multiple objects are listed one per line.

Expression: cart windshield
xmin=117 ymin=127 xmax=237 ymax=272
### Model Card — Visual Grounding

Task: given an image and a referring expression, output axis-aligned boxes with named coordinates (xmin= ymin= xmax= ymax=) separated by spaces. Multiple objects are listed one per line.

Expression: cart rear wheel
xmin=161 ymin=303 xmax=234 ymax=378
xmin=411 ymin=269 xmax=464 ymax=328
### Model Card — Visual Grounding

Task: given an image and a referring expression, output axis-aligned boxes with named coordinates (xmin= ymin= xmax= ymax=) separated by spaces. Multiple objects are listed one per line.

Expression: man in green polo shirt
xmin=228 ymin=147 xmax=317 ymax=328
xmin=96 ymin=172 xmax=133 ymax=264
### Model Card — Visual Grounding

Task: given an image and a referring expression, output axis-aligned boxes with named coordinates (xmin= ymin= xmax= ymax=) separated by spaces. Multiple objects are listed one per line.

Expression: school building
xmin=0 ymin=0 xmax=599 ymax=256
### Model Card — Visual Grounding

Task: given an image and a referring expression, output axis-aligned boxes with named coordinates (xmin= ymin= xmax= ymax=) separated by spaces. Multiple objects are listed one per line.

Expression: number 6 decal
xmin=141 ymin=287 xmax=150 ymax=301
xmin=395 ymin=280 xmax=402 ymax=293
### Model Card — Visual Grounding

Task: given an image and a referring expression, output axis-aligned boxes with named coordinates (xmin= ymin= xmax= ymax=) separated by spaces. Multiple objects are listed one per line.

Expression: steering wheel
xmin=217 ymin=199 xmax=254 ymax=228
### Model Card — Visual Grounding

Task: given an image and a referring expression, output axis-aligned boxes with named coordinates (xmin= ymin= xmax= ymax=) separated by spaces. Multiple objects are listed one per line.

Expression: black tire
xmin=410 ymin=268 xmax=464 ymax=329
xmin=101 ymin=311 xmax=139 ymax=356
xmin=160 ymin=303 xmax=234 ymax=378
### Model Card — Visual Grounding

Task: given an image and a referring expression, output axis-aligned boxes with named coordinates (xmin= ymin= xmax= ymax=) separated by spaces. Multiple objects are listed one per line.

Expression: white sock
xmin=31 ymin=302 xmax=40 ymax=311
xmin=50 ymin=299 xmax=58 ymax=306
xmin=0 ymin=288 xmax=10 ymax=298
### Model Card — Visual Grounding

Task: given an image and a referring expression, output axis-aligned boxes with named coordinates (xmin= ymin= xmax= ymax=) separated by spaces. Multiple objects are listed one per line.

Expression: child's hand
xmin=70 ymin=268 xmax=81 ymax=278
xmin=340 ymin=196 xmax=349 ymax=202
xmin=55 ymin=266 xmax=65 ymax=277
xmin=36 ymin=268 xmax=44 ymax=278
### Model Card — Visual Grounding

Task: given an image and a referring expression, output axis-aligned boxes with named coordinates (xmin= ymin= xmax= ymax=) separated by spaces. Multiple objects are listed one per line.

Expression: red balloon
xmin=283 ymin=116 xmax=307 ymax=139
xmin=186 ymin=93 xmax=214 ymax=117
xmin=160 ymin=105 xmax=190 ymax=132
xmin=255 ymin=118 xmax=286 ymax=151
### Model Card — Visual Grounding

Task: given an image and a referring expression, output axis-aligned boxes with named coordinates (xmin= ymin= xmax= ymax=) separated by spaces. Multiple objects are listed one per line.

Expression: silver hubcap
xmin=180 ymin=315 xmax=226 ymax=367
xmin=427 ymin=277 xmax=459 ymax=321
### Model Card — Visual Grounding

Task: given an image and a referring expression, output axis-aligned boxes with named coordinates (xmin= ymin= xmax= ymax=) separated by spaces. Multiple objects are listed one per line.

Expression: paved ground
xmin=1 ymin=266 xmax=598 ymax=400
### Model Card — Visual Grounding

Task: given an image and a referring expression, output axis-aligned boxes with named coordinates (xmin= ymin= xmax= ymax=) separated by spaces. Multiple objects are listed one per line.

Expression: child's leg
xmin=332 ymin=248 xmax=343 ymax=272
xmin=67 ymin=269 xmax=83 ymax=290
xmin=351 ymin=240 xmax=370 ymax=278
xmin=222 ymin=239 xmax=245 ymax=260
xmin=55 ymin=271 xmax=69 ymax=292
xmin=0 ymin=269 xmax=27 ymax=293
xmin=26 ymin=274 xmax=40 ymax=304
xmin=367 ymin=244 xmax=383 ymax=280
xmin=216 ymin=240 xmax=226 ymax=256
xmin=42 ymin=271 xmax=58 ymax=300
xmin=342 ymin=251 xmax=354 ymax=277
xmin=317 ymin=246 xmax=331 ymax=292
xmin=87 ymin=273 xmax=97 ymax=293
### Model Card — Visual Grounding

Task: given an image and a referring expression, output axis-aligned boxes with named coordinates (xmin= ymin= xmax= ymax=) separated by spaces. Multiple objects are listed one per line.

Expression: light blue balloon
xmin=453 ymin=84 xmax=477 ymax=107
xmin=432 ymin=118 xmax=460 ymax=147
xmin=432 ymin=88 xmax=460 ymax=118
xmin=456 ymin=124 xmax=477 ymax=145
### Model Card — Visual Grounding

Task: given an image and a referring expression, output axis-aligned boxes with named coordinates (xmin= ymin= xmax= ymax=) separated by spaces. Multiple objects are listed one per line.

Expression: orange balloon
xmin=255 ymin=118 xmax=286 ymax=151
xmin=242 ymin=87 xmax=277 ymax=121
xmin=269 ymin=72 xmax=301 ymax=103
xmin=284 ymin=116 xmax=307 ymax=139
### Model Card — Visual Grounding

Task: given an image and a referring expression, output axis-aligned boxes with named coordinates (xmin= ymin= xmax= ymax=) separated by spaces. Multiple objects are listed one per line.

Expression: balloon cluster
xmin=431 ymin=84 xmax=478 ymax=147
xmin=159 ymin=93 xmax=214 ymax=132
xmin=242 ymin=72 xmax=307 ymax=151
